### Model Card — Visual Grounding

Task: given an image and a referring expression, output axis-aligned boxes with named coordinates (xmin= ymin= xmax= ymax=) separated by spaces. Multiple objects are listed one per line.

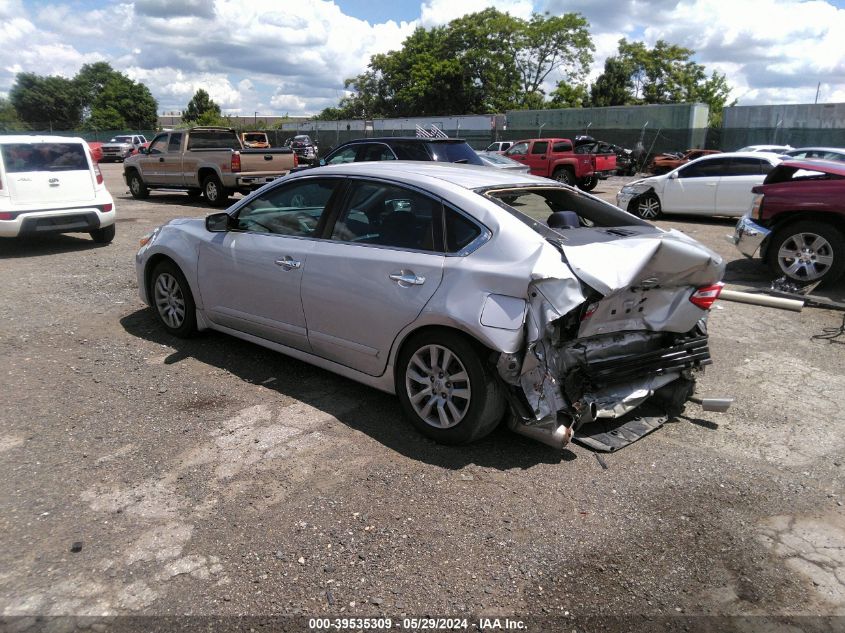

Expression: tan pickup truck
xmin=123 ymin=127 xmax=297 ymax=207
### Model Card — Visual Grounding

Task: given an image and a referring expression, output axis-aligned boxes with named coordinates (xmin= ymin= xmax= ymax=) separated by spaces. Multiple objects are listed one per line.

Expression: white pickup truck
xmin=100 ymin=134 xmax=147 ymax=162
xmin=123 ymin=127 xmax=297 ymax=207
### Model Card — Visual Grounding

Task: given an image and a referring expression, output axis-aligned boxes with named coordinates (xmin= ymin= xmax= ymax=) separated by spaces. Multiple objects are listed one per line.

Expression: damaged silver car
xmin=135 ymin=162 xmax=726 ymax=451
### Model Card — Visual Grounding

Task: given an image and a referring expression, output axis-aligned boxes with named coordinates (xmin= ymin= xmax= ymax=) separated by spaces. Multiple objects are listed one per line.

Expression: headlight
xmin=621 ymin=183 xmax=650 ymax=195
xmin=139 ymin=227 xmax=160 ymax=248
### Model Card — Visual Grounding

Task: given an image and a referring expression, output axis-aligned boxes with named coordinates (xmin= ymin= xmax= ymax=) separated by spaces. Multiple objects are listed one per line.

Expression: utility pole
xmin=815 ymin=82 xmax=821 ymax=104
xmin=254 ymin=111 xmax=258 ymax=126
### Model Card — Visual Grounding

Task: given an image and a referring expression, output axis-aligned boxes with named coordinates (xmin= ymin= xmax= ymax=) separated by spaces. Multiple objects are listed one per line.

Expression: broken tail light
xmin=231 ymin=152 xmax=242 ymax=173
xmin=689 ymin=283 xmax=724 ymax=310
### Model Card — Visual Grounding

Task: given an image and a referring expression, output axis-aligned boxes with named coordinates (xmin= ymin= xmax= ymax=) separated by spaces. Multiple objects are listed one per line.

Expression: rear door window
xmin=168 ymin=133 xmax=183 ymax=152
xmin=330 ymin=180 xmax=441 ymax=251
xmin=358 ymin=143 xmax=396 ymax=162
xmin=326 ymin=146 xmax=358 ymax=164
xmin=531 ymin=141 xmax=549 ymax=155
xmin=679 ymin=157 xmax=731 ymax=178
xmin=391 ymin=141 xmax=433 ymax=161
xmin=1 ymin=142 xmax=89 ymax=172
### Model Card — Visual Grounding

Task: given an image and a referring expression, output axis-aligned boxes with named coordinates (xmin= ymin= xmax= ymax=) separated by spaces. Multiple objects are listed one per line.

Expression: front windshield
xmin=110 ymin=136 xmax=132 ymax=143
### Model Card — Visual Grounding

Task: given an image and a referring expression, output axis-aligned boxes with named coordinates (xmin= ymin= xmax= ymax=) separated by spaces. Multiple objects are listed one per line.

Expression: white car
xmin=616 ymin=152 xmax=783 ymax=219
xmin=485 ymin=141 xmax=513 ymax=153
xmin=737 ymin=144 xmax=793 ymax=153
xmin=0 ymin=136 xmax=115 ymax=242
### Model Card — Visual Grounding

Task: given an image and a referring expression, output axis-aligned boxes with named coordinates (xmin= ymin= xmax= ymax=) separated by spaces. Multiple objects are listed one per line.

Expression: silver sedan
xmin=136 ymin=162 xmax=726 ymax=452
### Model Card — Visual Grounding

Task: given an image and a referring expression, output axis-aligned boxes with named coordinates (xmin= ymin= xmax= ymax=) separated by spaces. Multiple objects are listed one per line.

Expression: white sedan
xmin=616 ymin=152 xmax=783 ymax=219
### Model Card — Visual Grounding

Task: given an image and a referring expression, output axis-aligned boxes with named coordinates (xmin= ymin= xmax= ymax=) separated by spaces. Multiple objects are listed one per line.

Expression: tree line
xmin=0 ymin=9 xmax=735 ymax=132
xmin=0 ymin=63 xmax=159 ymax=131
xmin=317 ymin=8 xmax=734 ymax=126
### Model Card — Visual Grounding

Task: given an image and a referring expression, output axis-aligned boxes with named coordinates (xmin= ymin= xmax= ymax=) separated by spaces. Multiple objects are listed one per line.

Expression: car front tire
xmin=766 ymin=220 xmax=845 ymax=284
xmin=150 ymin=260 xmax=197 ymax=337
xmin=577 ymin=176 xmax=597 ymax=191
xmin=633 ymin=193 xmax=662 ymax=220
xmin=396 ymin=330 xmax=505 ymax=445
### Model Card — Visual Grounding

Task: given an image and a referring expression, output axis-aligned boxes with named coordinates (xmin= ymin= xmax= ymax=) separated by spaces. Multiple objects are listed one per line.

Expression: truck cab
xmin=504 ymin=138 xmax=594 ymax=188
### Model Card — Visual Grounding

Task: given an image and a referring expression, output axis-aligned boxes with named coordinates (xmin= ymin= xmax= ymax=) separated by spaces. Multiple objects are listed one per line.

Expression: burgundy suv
xmin=732 ymin=158 xmax=845 ymax=284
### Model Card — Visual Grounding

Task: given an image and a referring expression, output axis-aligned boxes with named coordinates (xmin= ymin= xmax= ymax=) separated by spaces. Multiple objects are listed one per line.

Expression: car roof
xmin=299 ymin=160 xmax=549 ymax=189
xmin=0 ymin=135 xmax=87 ymax=144
xmin=785 ymin=147 xmax=845 ymax=153
xmin=779 ymin=158 xmax=845 ymax=176
xmin=340 ymin=137 xmax=468 ymax=144
xmin=692 ymin=151 xmax=783 ymax=162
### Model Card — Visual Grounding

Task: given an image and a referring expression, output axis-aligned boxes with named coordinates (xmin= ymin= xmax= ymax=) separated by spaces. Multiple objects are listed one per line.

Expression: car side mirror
xmin=669 ymin=171 xmax=679 ymax=179
xmin=206 ymin=212 xmax=231 ymax=232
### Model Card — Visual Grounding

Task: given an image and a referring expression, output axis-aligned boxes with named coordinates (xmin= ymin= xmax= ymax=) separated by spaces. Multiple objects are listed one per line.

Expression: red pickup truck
xmin=732 ymin=158 xmax=845 ymax=285
xmin=504 ymin=138 xmax=595 ymax=189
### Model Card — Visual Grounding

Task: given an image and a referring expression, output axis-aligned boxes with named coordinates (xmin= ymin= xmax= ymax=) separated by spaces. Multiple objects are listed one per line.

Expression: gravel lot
xmin=1 ymin=164 xmax=844 ymax=629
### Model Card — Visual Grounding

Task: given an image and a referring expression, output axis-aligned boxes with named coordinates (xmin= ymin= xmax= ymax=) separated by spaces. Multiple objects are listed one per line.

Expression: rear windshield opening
xmin=1 ymin=143 xmax=89 ymax=173
xmin=483 ymin=186 xmax=649 ymax=236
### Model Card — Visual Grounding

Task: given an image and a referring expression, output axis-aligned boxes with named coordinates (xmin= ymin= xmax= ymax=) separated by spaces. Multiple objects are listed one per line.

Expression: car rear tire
xmin=633 ymin=193 xmax=662 ymax=220
xmin=577 ymin=176 xmax=597 ymax=191
xmin=127 ymin=171 xmax=149 ymax=199
xmin=150 ymin=260 xmax=197 ymax=337
xmin=90 ymin=224 xmax=115 ymax=244
xmin=203 ymin=175 xmax=230 ymax=208
xmin=396 ymin=330 xmax=506 ymax=445
xmin=553 ymin=167 xmax=575 ymax=186
xmin=766 ymin=220 xmax=845 ymax=284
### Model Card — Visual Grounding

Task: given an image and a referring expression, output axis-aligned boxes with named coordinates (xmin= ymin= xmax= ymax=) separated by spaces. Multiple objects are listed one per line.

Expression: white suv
xmin=0 ymin=136 xmax=115 ymax=242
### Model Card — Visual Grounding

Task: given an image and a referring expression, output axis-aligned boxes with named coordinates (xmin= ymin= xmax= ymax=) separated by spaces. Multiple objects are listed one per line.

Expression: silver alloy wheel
xmin=636 ymin=195 xmax=660 ymax=219
xmin=777 ymin=231 xmax=835 ymax=281
xmin=205 ymin=179 xmax=219 ymax=202
xmin=130 ymin=174 xmax=142 ymax=195
xmin=405 ymin=344 xmax=471 ymax=429
xmin=154 ymin=272 xmax=187 ymax=329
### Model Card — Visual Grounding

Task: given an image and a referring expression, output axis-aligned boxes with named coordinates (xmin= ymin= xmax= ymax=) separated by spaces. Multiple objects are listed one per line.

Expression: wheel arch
xmin=762 ymin=212 xmax=845 ymax=259
xmin=390 ymin=323 xmax=502 ymax=387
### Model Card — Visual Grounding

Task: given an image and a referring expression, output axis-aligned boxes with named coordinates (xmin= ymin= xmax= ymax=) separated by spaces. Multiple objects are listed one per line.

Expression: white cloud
xmin=420 ymin=0 xmax=534 ymax=26
xmin=0 ymin=0 xmax=842 ymax=115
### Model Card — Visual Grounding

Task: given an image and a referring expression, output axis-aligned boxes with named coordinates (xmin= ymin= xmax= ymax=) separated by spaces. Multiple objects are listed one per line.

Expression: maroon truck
xmin=504 ymin=138 xmax=598 ymax=190
xmin=732 ymin=158 xmax=845 ymax=284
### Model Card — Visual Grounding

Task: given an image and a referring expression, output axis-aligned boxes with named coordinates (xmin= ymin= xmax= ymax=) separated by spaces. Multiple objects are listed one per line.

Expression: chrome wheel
xmin=636 ymin=194 xmax=661 ymax=219
xmin=205 ymin=179 xmax=219 ymax=202
xmin=405 ymin=344 xmax=471 ymax=429
xmin=154 ymin=272 xmax=187 ymax=329
xmin=130 ymin=176 xmax=141 ymax=195
xmin=777 ymin=232 xmax=834 ymax=281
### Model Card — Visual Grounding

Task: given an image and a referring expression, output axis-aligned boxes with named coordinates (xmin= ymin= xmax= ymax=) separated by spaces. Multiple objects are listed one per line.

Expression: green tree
xmin=589 ymin=38 xmax=734 ymax=125
xmin=319 ymin=8 xmax=593 ymax=118
xmin=589 ymin=57 xmax=632 ymax=107
xmin=514 ymin=12 xmax=593 ymax=107
xmin=9 ymin=73 xmax=83 ymax=130
xmin=183 ymin=89 xmax=221 ymax=123
xmin=0 ymin=97 xmax=26 ymax=131
xmin=86 ymin=75 xmax=158 ymax=130
xmin=548 ymin=82 xmax=589 ymax=108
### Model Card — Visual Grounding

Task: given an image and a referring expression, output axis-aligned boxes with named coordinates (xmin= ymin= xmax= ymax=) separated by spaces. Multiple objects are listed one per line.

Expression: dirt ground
xmin=1 ymin=165 xmax=844 ymax=631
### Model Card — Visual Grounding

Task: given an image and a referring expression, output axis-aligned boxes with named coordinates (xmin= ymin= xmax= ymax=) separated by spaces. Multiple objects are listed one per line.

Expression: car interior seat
xmin=547 ymin=210 xmax=580 ymax=229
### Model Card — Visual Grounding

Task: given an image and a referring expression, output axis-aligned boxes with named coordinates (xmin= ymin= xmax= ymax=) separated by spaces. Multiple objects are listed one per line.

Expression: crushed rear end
xmin=484 ymin=187 xmax=727 ymax=451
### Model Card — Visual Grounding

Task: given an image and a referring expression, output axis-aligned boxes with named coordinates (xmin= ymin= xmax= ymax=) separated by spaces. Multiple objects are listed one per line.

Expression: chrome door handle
xmin=275 ymin=257 xmax=301 ymax=271
xmin=389 ymin=271 xmax=426 ymax=286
